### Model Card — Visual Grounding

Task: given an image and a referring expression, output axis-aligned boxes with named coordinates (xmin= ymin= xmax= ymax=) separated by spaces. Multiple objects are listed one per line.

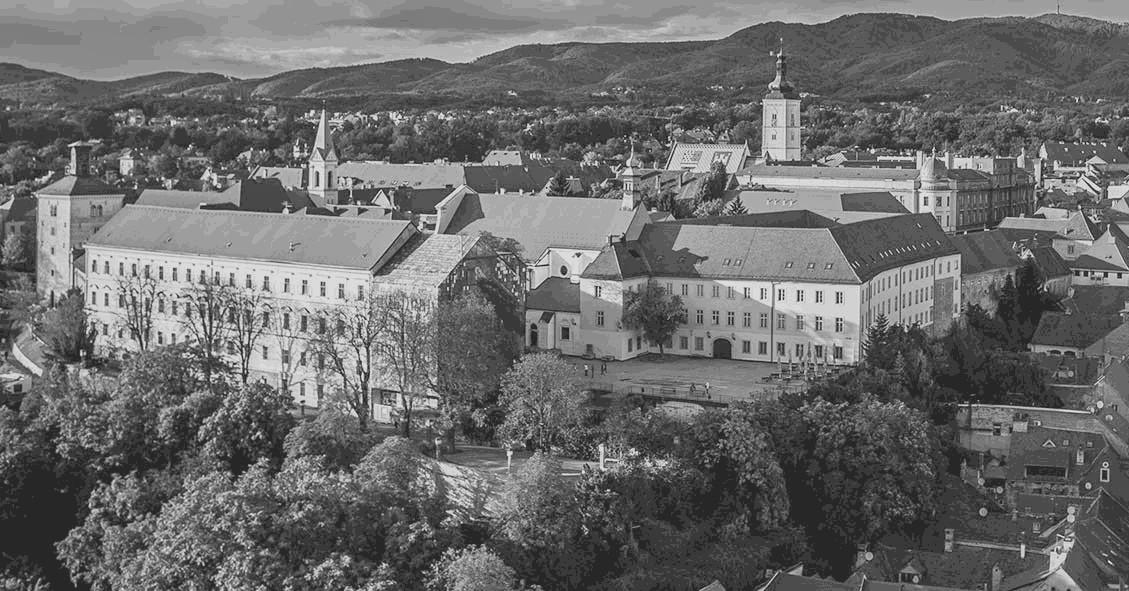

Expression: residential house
xmin=1004 ymin=426 xmax=1124 ymax=509
xmin=731 ymin=189 xmax=909 ymax=216
xmin=1028 ymin=312 xmax=1128 ymax=360
xmin=0 ymin=196 xmax=36 ymax=245
xmin=996 ymin=212 xmax=1099 ymax=262
xmin=135 ymin=178 xmax=317 ymax=213
xmin=665 ymin=142 xmax=752 ymax=173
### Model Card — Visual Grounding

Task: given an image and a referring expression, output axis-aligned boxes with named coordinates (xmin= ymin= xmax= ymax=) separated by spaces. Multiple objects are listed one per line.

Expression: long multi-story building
xmin=526 ymin=210 xmax=961 ymax=364
xmin=82 ymin=205 xmax=509 ymax=412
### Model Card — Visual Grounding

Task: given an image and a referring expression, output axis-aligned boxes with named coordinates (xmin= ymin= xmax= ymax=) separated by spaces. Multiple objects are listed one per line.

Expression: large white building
xmin=525 ymin=210 xmax=962 ymax=364
xmin=83 ymin=205 xmax=510 ymax=412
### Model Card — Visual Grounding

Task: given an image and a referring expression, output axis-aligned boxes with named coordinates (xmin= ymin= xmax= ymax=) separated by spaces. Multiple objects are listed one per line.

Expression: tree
xmin=724 ymin=198 xmax=748 ymax=216
xmin=224 ymin=289 xmax=268 ymax=384
xmin=283 ymin=406 xmax=379 ymax=470
xmin=499 ymin=353 xmax=585 ymax=451
xmin=546 ymin=171 xmax=570 ymax=196
xmin=863 ymin=314 xmax=892 ymax=369
xmin=313 ymin=291 xmax=384 ymax=432
xmin=427 ymin=546 xmax=520 ymax=591
xmin=114 ymin=273 xmax=158 ymax=352
xmin=435 ymin=289 xmax=519 ymax=449
xmin=1 ymin=230 xmax=33 ymax=270
xmin=621 ymin=280 xmax=685 ymax=355
xmin=39 ymin=290 xmax=95 ymax=364
xmin=691 ymin=197 xmax=726 ymax=218
xmin=197 ymin=381 xmax=294 ymax=474
xmin=376 ymin=291 xmax=438 ymax=438
xmin=179 ymin=280 xmax=232 ymax=388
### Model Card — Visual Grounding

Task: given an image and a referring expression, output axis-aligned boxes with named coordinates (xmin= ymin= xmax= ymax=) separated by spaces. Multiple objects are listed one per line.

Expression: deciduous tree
xmin=499 ymin=353 xmax=585 ymax=451
xmin=622 ymin=280 xmax=686 ymax=355
xmin=39 ymin=290 xmax=95 ymax=365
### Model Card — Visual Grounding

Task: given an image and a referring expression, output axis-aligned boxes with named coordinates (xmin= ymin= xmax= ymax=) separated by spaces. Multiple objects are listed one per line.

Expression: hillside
xmin=4 ymin=12 xmax=1129 ymax=105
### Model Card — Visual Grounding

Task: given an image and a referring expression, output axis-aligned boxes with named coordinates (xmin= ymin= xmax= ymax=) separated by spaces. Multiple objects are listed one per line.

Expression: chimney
xmin=1076 ymin=447 xmax=1085 ymax=466
xmin=991 ymin=563 xmax=1003 ymax=591
xmin=944 ymin=528 xmax=955 ymax=553
xmin=1020 ymin=542 xmax=1026 ymax=559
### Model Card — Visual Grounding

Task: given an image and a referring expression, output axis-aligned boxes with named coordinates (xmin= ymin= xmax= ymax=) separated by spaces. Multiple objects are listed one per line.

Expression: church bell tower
xmin=308 ymin=108 xmax=339 ymax=204
xmin=760 ymin=40 xmax=802 ymax=162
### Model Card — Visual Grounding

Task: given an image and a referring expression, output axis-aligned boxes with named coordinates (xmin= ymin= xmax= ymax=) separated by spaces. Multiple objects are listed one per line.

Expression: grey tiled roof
xmin=525 ymin=276 xmax=580 ymax=313
xmin=740 ymin=164 xmax=920 ymax=181
xmin=86 ymin=205 xmax=417 ymax=271
xmin=444 ymin=192 xmax=639 ymax=260
xmin=1030 ymin=312 xmax=1123 ymax=349
xmin=38 ymin=175 xmax=124 ymax=197
xmin=950 ymin=231 xmax=1021 ymax=275
xmin=1042 ymin=141 xmax=1129 ymax=167
xmin=374 ymin=233 xmax=479 ymax=288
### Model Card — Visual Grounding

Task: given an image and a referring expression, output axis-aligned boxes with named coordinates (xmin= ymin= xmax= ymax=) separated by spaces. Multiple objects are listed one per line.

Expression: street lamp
xmin=433 ymin=437 xmax=443 ymax=461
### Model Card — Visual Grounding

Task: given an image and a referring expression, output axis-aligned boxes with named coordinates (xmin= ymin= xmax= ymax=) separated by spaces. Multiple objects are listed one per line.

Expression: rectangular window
xmin=103 ymin=293 xmax=109 ymax=306
xmin=245 ymin=274 xmax=252 ymax=288
xmin=262 ymin=276 xmax=271 ymax=292
xmin=795 ymin=344 xmax=805 ymax=358
xmin=158 ymin=299 xmax=166 ymax=313
xmin=743 ymin=312 xmax=752 ymax=328
xmin=796 ymin=290 xmax=804 ymax=302
xmin=696 ymin=310 xmax=704 ymax=325
xmin=299 ymin=351 xmax=307 ymax=366
xmin=712 ymin=285 xmax=720 ymax=298
xmin=627 ymin=339 xmax=633 ymax=353
xmin=300 ymin=315 xmax=308 ymax=332
xmin=727 ymin=311 xmax=735 ymax=326
xmin=561 ymin=326 xmax=570 ymax=341
xmin=357 ymin=285 xmax=365 ymax=301
xmin=118 ymin=262 xmax=124 ymax=276
xmin=742 ymin=340 xmax=751 ymax=354
xmin=681 ymin=284 xmax=688 ymax=296
xmin=712 ymin=310 xmax=720 ymax=325
xmin=103 ymin=261 xmax=109 ymax=274
xmin=157 ymin=266 xmax=164 ymax=280
xmin=284 ymin=278 xmax=291 ymax=293
xmin=694 ymin=337 xmax=704 ymax=351
xmin=301 ymin=280 xmax=309 ymax=295
xmin=815 ymin=290 xmax=824 ymax=303
xmin=758 ymin=341 xmax=768 ymax=355
xmin=835 ymin=291 xmax=844 ymax=304
xmin=696 ymin=284 xmax=704 ymax=297
xmin=131 ymin=263 xmax=137 ymax=277
xmin=317 ymin=317 xmax=326 ymax=334
xmin=338 ymin=284 xmax=345 ymax=299
xmin=815 ymin=316 xmax=823 ymax=331
xmin=727 ymin=287 xmax=735 ymax=299
xmin=814 ymin=344 xmax=824 ymax=358
xmin=776 ymin=342 xmax=786 ymax=357
xmin=596 ymin=311 xmax=605 ymax=327
xmin=226 ymin=272 xmax=233 ymax=287
xmin=777 ymin=288 xmax=785 ymax=301
xmin=760 ymin=288 xmax=768 ymax=300
xmin=777 ymin=313 xmax=786 ymax=329
xmin=835 ymin=317 xmax=844 ymax=332
xmin=760 ymin=313 xmax=768 ymax=328
xmin=595 ymin=286 xmax=603 ymax=298
xmin=679 ymin=336 xmax=688 ymax=350
xmin=157 ymin=332 xmax=164 ymax=345
xmin=833 ymin=346 xmax=843 ymax=360
xmin=261 ymin=311 xmax=270 ymax=328
xmin=319 ymin=281 xmax=327 ymax=297
xmin=743 ymin=287 xmax=751 ymax=299
xmin=1100 ymin=467 xmax=1111 ymax=483
xmin=283 ymin=312 xmax=290 ymax=330
xmin=796 ymin=315 xmax=804 ymax=330
xmin=261 ymin=345 xmax=269 ymax=360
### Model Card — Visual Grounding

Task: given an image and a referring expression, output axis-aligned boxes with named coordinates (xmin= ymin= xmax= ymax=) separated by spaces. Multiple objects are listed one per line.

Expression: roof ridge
xmin=125 ymin=204 xmax=413 ymax=226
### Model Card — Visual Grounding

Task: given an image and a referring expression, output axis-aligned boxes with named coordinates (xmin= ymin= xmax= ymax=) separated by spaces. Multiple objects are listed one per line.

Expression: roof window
xmin=784 ymin=262 xmax=794 ymax=268
xmin=825 ymin=263 xmax=834 ymax=269
xmin=807 ymin=262 xmax=816 ymax=269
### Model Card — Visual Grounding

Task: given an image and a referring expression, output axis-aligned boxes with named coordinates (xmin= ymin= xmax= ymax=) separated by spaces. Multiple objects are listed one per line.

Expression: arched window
xmin=326 ymin=171 xmax=332 ymax=188
xmin=313 ymin=170 xmax=321 ymax=188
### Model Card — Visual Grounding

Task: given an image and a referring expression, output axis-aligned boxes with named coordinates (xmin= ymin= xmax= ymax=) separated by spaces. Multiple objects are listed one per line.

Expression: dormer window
xmin=807 ymin=262 xmax=816 ymax=269
xmin=784 ymin=262 xmax=794 ymax=268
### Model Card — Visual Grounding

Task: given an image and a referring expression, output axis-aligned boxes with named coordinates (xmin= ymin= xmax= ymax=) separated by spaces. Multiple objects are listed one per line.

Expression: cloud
xmin=328 ymin=4 xmax=546 ymax=32
xmin=181 ymin=41 xmax=386 ymax=70
xmin=0 ymin=22 xmax=82 ymax=48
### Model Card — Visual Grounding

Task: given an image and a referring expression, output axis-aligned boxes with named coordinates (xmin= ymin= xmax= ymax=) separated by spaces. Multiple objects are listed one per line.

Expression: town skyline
xmin=2 ymin=0 xmax=1127 ymax=80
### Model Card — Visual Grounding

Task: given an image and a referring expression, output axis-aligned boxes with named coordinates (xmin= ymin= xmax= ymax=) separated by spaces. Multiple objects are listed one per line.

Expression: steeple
xmin=621 ymin=138 xmax=641 ymax=211
xmin=767 ymin=38 xmax=796 ymax=97
xmin=310 ymin=108 xmax=337 ymax=163
xmin=308 ymin=107 xmax=339 ymax=204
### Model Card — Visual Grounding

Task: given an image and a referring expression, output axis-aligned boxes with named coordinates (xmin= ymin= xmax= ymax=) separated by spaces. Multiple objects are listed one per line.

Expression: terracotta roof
xmin=443 ymin=192 xmax=639 ymax=261
xmin=664 ymin=142 xmax=750 ymax=173
xmin=37 ymin=175 xmax=123 ymax=197
xmin=997 ymin=214 xmax=1098 ymax=242
xmin=1042 ymin=141 xmax=1129 ymax=167
xmin=1030 ymin=312 xmax=1123 ymax=349
xmin=739 ymin=164 xmax=920 ymax=181
xmin=1061 ymin=286 xmax=1129 ymax=316
xmin=250 ymin=166 xmax=305 ymax=189
xmin=374 ymin=233 xmax=479 ymax=289
xmin=85 ymin=205 xmax=417 ymax=271
xmin=855 ymin=546 xmax=1047 ymax=590
xmin=1027 ymin=247 xmax=1071 ymax=279
xmin=950 ymin=231 xmax=1021 ymax=276
xmin=525 ymin=277 xmax=580 ymax=313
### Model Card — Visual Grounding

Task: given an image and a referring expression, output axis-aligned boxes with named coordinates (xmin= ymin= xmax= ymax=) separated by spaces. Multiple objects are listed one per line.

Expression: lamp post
xmin=433 ymin=437 xmax=443 ymax=461
xmin=506 ymin=448 xmax=514 ymax=473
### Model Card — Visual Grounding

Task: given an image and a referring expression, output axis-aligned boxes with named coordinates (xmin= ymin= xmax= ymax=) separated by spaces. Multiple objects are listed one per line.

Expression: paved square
xmin=563 ymin=353 xmax=846 ymax=403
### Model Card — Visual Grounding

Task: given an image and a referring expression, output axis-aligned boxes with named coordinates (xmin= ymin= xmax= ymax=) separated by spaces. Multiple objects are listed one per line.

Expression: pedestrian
xmin=689 ymin=383 xmax=696 ymax=395
xmin=601 ymin=360 xmax=607 ymax=375
xmin=705 ymin=381 xmax=711 ymax=399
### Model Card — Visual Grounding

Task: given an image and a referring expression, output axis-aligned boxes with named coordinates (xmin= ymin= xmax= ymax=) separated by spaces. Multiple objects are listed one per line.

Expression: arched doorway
xmin=712 ymin=338 xmax=732 ymax=359
xmin=529 ymin=323 xmax=539 ymax=348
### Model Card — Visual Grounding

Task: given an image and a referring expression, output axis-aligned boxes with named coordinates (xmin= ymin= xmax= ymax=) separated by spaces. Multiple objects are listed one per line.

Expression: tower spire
xmin=768 ymin=37 xmax=794 ymax=94
xmin=312 ymin=107 xmax=337 ymax=162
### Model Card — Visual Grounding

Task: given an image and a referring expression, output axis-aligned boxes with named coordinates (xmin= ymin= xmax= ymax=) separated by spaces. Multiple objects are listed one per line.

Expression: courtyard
xmin=562 ymin=353 xmax=849 ymax=404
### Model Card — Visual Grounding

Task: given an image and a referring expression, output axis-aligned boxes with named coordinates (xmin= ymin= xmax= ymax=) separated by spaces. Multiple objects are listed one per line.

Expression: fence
xmin=581 ymin=379 xmax=804 ymax=405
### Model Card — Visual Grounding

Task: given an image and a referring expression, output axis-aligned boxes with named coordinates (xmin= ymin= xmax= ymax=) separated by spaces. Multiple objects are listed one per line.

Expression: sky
xmin=0 ymin=0 xmax=1127 ymax=80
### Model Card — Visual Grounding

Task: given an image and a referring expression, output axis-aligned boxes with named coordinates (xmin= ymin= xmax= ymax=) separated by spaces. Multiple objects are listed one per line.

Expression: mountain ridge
xmin=4 ymin=12 xmax=1129 ymax=105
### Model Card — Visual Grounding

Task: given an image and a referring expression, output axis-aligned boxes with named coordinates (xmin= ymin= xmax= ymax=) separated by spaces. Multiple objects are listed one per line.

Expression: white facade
xmin=83 ymin=245 xmax=376 ymax=409
xmin=761 ymin=97 xmax=801 ymax=162
xmin=574 ymin=251 xmax=961 ymax=363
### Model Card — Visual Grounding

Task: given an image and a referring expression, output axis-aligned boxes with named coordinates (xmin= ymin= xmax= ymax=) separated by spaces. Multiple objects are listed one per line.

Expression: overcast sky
xmin=1 ymin=0 xmax=1126 ymax=80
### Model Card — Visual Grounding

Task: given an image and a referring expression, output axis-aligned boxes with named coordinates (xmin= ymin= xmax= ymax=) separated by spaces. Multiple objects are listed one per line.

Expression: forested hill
xmin=4 ymin=12 xmax=1129 ymax=105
